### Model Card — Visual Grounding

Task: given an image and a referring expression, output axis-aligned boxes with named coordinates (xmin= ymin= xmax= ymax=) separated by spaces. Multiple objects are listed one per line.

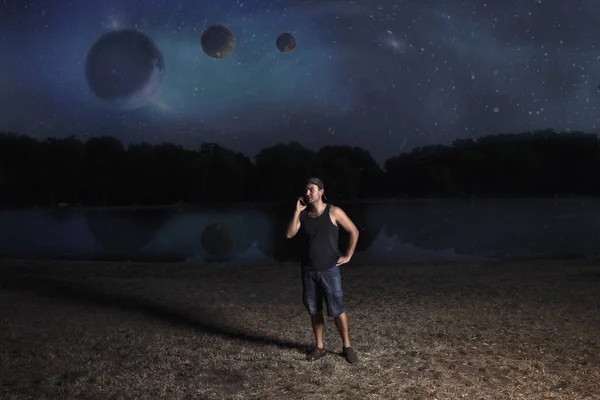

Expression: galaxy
xmin=1 ymin=0 xmax=600 ymax=162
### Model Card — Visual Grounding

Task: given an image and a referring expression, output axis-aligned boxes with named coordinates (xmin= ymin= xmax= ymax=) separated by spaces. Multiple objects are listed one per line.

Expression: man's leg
xmin=303 ymin=269 xmax=327 ymax=360
xmin=322 ymin=266 xmax=351 ymax=348
xmin=335 ymin=312 xmax=358 ymax=363
xmin=324 ymin=266 xmax=358 ymax=363
xmin=334 ymin=311 xmax=351 ymax=349
xmin=310 ymin=312 xmax=325 ymax=349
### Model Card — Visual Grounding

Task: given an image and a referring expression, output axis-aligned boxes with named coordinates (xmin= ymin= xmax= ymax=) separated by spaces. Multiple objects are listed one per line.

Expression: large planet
xmin=85 ymin=29 xmax=165 ymax=109
xmin=276 ymin=33 xmax=296 ymax=53
xmin=201 ymin=25 xmax=235 ymax=59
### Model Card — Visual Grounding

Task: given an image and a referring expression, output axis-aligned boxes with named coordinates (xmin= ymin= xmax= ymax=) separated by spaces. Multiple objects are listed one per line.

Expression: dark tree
xmin=2 ymin=128 xmax=600 ymax=206
xmin=253 ymin=142 xmax=321 ymax=202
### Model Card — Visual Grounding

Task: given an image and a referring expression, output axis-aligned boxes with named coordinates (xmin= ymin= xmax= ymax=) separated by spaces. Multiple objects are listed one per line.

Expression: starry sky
xmin=1 ymin=0 xmax=600 ymax=163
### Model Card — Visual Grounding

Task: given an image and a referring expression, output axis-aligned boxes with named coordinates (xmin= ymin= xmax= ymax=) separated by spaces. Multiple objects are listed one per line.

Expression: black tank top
xmin=299 ymin=203 xmax=341 ymax=271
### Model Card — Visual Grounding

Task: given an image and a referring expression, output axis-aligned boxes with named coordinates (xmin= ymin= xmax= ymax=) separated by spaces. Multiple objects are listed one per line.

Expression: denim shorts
xmin=301 ymin=265 xmax=344 ymax=317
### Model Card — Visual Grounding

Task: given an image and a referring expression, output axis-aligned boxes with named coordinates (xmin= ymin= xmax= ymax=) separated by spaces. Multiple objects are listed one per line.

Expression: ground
xmin=1 ymin=259 xmax=599 ymax=399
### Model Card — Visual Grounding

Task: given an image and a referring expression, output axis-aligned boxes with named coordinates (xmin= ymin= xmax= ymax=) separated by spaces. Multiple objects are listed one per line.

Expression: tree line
xmin=1 ymin=128 xmax=599 ymax=207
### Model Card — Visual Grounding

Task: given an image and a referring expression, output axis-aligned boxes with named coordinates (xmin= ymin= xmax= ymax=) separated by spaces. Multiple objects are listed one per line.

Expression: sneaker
xmin=306 ymin=346 xmax=327 ymax=361
xmin=342 ymin=346 xmax=358 ymax=364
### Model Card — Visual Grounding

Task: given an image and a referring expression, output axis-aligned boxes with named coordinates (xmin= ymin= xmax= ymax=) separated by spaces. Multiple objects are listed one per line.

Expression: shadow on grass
xmin=2 ymin=275 xmax=308 ymax=354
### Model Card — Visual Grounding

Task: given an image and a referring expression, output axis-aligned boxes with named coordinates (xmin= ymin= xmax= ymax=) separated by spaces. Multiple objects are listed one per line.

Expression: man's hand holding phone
xmin=296 ymin=196 xmax=307 ymax=212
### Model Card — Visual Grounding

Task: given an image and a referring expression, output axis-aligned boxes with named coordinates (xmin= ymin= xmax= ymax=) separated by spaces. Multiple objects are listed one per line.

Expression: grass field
xmin=1 ymin=259 xmax=599 ymax=399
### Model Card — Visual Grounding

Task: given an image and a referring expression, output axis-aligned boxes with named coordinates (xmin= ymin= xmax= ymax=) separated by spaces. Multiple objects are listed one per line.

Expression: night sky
xmin=1 ymin=0 xmax=600 ymax=163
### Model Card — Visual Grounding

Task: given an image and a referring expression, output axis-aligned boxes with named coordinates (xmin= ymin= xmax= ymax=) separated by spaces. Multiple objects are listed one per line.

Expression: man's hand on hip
xmin=336 ymin=255 xmax=351 ymax=266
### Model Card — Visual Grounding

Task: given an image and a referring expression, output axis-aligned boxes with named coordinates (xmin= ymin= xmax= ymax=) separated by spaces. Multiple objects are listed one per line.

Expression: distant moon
xmin=276 ymin=33 xmax=296 ymax=53
xmin=201 ymin=25 xmax=235 ymax=59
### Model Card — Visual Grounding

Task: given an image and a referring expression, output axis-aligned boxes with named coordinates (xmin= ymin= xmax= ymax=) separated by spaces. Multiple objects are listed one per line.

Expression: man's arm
xmin=332 ymin=206 xmax=359 ymax=258
xmin=285 ymin=210 xmax=302 ymax=238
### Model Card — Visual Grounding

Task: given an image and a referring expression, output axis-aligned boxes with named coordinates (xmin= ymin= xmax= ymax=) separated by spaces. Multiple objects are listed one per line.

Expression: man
xmin=285 ymin=177 xmax=359 ymax=364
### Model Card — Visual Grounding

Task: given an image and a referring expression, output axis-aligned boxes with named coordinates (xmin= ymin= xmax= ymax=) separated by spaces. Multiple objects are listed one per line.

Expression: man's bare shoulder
xmin=329 ymin=205 xmax=346 ymax=218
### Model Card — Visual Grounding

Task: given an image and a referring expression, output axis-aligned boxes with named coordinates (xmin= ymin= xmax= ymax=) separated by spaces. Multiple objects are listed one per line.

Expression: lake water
xmin=1 ymin=198 xmax=599 ymax=263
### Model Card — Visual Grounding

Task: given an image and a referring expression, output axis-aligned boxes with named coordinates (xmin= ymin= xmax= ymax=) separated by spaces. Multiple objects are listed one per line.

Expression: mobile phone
xmin=299 ymin=197 xmax=306 ymax=206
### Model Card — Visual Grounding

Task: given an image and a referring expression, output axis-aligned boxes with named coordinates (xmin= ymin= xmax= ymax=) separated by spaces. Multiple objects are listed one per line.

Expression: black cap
xmin=307 ymin=177 xmax=324 ymax=189
xmin=307 ymin=177 xmax=327 ymax=200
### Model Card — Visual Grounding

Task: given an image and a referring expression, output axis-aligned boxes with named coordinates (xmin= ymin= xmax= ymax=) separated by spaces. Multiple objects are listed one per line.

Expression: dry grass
xmin=1 ymin=258 xmax=599 ymax=400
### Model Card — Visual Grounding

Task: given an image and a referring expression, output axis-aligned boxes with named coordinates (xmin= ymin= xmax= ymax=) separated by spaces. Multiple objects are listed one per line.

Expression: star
xmin=381 ymin=30 xmax=409 ymax=54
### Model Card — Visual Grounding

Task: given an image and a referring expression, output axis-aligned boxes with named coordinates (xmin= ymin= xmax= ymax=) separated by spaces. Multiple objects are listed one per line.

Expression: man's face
xmin=305 ymin=184 xmax=323 ymax=203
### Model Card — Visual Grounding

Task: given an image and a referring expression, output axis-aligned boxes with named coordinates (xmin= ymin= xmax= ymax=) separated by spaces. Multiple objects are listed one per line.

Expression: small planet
xmin=276 ymin=33 xmax=296 ymax=53
xmin=201 ymin=222 xmax=235 ymax=256
xmin=85 ymin=29 xmax=165 ymax=109
xmin=201 ymin=25 xmax=235 ymax=59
